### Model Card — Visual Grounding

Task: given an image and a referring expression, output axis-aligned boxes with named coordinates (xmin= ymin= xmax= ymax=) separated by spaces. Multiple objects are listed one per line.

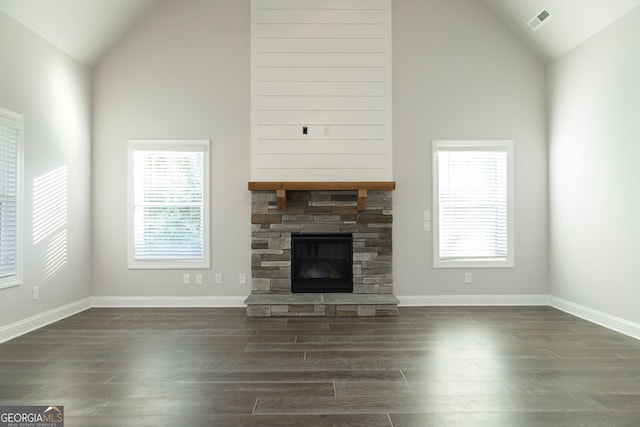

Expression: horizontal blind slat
xmin=0 ymin=120 xmax=18 ymax=277
xmin=133 ymin=149 xmax=205 ymax=262
xmin=438 ymin=150 xmax=508 ymax=261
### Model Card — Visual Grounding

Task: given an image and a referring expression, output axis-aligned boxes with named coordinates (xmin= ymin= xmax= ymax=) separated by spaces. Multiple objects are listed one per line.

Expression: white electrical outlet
xmin=215 ymin=273 xmax=223 ymax=285
xmin=464 ymin=272 xmax=473 ymax=284
xmin=32 ymin=287 xmax=39 ymax=301
xmin=195 ymin=274 xmax=203 ymax=285
xmin=239 ymin=273 xmax=247 ymax=284
xmin=183 ymin=273 xmax=191 ymax=285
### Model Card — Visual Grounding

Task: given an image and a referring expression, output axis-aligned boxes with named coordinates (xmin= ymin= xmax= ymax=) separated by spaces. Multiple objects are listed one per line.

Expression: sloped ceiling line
xmin=480 ymin=0 xmax=640 ymax=62
xmin=1 ymin=0 xmax=639 ymax=66
xmin=0 ymin=0 xmax=161 ymax=66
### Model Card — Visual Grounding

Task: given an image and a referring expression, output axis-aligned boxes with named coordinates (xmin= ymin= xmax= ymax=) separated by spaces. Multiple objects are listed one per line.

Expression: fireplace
xmin=291 ymin=233 xmax=353 ymax=293
xmin=246 ymin=184 xmax=398 ymax=317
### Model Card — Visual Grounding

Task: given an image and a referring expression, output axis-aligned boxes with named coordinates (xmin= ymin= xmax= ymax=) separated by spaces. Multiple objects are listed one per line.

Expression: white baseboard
xmin=4 ymin=294 xmax=638 ymax=344
xmin=397 ymin=294 xmax=550 ymax=306
xmin=550 ymin=296 xmax=640 ymax=341
xmin=0 ymin=297 xmax=92 ymax=344
xmin=91 ymin=296 xmax=247 ymax=308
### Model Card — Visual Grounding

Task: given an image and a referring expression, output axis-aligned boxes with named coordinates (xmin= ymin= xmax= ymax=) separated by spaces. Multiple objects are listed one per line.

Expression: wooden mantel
xmin=248 ymin=181 xmax=396 ymax=211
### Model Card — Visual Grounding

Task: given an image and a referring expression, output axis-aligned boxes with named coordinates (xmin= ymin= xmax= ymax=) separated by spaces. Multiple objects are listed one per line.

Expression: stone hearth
xmin=246 ymin=188 xmax=398 ymax=317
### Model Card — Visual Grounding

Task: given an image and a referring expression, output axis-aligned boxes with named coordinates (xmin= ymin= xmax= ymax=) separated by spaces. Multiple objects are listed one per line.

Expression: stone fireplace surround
xmin=245 ymin=183 xmax=399 ymax=317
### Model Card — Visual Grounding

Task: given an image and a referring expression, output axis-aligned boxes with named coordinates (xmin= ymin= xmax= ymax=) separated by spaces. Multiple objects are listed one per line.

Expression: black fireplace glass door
xmin=291 ymin=233 xmax=353 ymax=293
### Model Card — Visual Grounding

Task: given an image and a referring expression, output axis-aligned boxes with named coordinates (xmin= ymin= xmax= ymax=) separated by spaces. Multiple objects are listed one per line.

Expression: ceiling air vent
xmin=527 ymin=8 xmax=552 ymax=31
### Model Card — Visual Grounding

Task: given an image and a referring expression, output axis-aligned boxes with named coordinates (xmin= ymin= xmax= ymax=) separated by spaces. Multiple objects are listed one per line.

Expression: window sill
xmin=0 ymin=278 xmax=21 ymax=290
xmin=434 ymin=259 xmax=514 ymax=269
xmin=128 ymin=261 xmax=210 ymax=270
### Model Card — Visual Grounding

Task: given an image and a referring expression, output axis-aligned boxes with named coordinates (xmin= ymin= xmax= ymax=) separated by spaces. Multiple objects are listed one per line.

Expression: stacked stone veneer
xmin=248 ymin=190 xmax=397 ymax=316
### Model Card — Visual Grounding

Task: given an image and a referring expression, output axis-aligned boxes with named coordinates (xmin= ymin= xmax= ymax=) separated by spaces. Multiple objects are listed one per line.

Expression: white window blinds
xmin=0 ymin=108 xmax=22 ymax=286
xmin=433 ymin=141 xmax=513 ymax=268
xmin=128 ymin=140 xmax=210 ymax=269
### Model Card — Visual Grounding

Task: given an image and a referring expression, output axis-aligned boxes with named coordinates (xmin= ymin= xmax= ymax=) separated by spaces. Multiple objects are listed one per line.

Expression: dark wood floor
xmin=1 ymin=306 xmax=640 ymax=426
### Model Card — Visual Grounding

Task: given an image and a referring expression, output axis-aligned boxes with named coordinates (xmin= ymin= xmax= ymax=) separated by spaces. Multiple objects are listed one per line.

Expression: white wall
xmin=548 ymin=7 xmax=640 ymax=324
xmin=92 ymin=0 xmax=252 ymax=301
xmin=0 ymin=12 xmax=92 ymax=329
xmin=2 ymin=0 xmax=636 ymax=334
xmin=251 ymin=0 xmax=393 ymax=181
xmin=392 ymin=0 xmax=548 ymax=300
xmin=92 ymin=0 xmax=548 ymax=302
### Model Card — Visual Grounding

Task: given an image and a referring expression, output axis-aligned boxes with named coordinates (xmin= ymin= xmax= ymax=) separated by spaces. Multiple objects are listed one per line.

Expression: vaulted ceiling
xmin=0 ymin=0 xmax=161 ymax=66
xmin=1 ymin=0 xmax=639 ymax=67
xmin=480 ymin=0 xmax=640 ymax=62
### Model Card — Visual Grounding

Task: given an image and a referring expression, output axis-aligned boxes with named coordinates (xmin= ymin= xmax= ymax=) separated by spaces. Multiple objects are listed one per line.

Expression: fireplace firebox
xmin=291 ymin=233 xmax=353 ymax=293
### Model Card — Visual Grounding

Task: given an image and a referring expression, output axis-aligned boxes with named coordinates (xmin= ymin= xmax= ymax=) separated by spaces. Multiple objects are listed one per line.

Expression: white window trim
xmin=127 ymin=139 xmax=211 ymax=269
xmin=432 ymin=140 xmax=514 ymax=269
xmin=0 ymin=107 xmax=24 ymax=289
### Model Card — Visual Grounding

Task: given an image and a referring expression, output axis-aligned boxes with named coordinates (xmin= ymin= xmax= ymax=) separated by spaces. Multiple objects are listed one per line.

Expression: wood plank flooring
xmin=1 ymin=306 xmax=640 ymax=426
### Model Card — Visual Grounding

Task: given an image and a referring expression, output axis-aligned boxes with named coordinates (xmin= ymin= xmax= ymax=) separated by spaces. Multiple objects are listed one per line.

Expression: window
xmin=128 ymin=139 xmax=210 ymax=269
xmin=0 ymin=107 xmax=23 ymax=289
xmin=433 ymin=140 xmax=513 ymax=268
